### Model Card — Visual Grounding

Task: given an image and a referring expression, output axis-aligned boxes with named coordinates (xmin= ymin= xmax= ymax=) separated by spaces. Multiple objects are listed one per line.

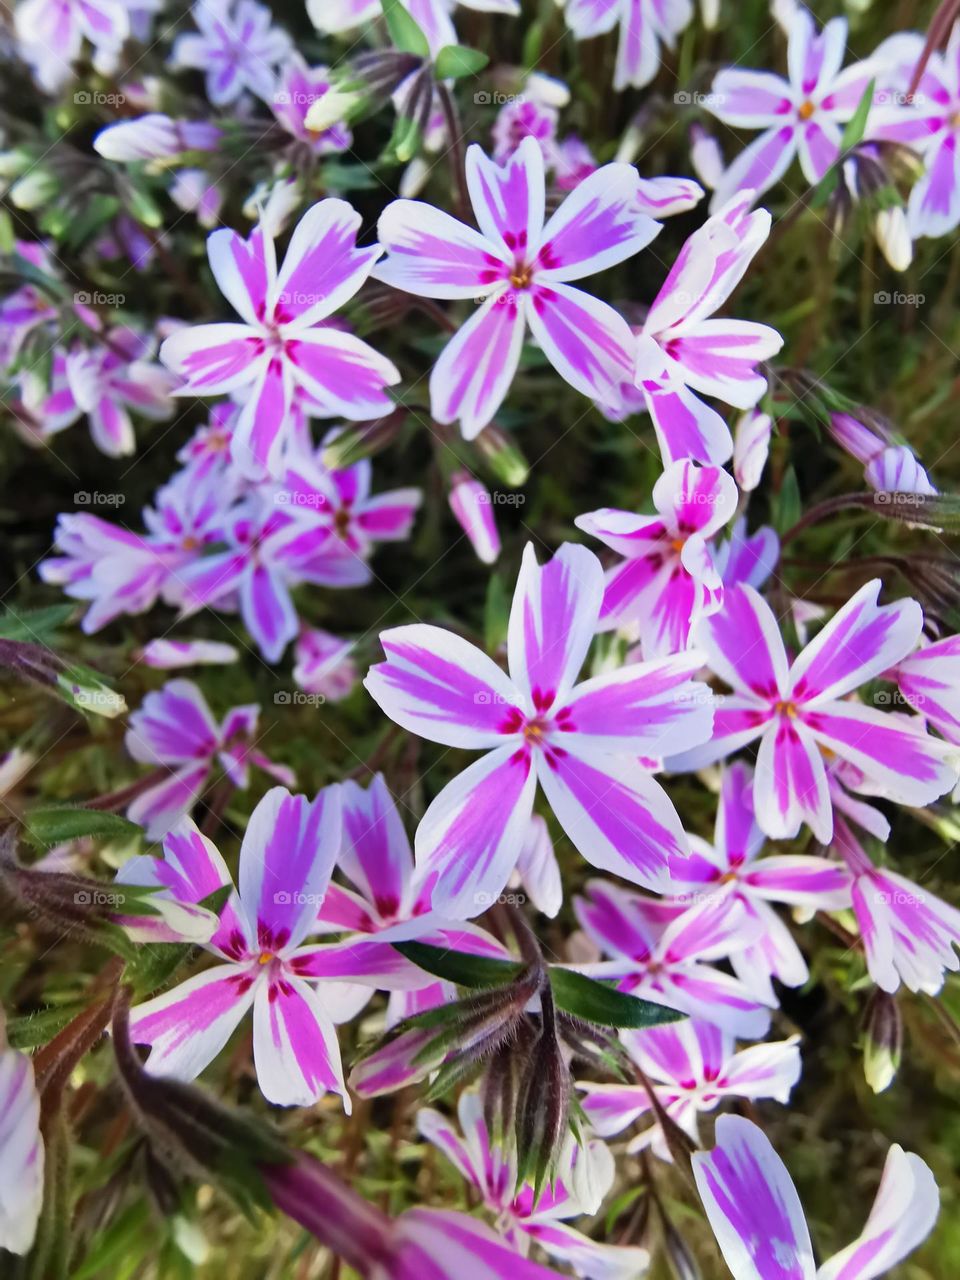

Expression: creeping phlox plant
xmin=4 ymin=0 xmax=960 ymax=1276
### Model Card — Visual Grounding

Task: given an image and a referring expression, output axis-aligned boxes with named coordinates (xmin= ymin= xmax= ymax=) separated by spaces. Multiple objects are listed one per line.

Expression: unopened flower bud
xmin=863 ymin=989 xmax=902 ymax=1094
xmin=449 ymin=472 xmax=501 ymax=565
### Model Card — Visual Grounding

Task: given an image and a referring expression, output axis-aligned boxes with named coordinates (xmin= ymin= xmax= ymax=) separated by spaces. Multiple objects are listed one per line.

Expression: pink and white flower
xmin=576 ymin=458 xmax=738 ymax=655
xmin=59 ymin=329 xmax=176 ymax=457
xmin=579 ymin=1017 xmax=801 ymax=1157
xmin=706 ymin=7 xmax=881 ymax=209
xmin=159 ymin=201 xmax=400 ymax=475
xmin=125 ymin=789 xmax=423 ymax=1107
xmin=872 ymin=23 xmax=960 ymax=239
xmin=280 ymin=444 xmax=422 ymax=560
xmin=294 ymin=629 xmax=359 ymax=701
xmin=574 ymin=879 xmax=774 ymax=1037
xmin=418 ymin=1092 xmax=649 ymax=1279
xmin=560 ymin=0 xmax=694 ymax=92
xmin=373 ymin=137 xmax=664 ymax=438
xmin=693 ymin=1114 xmax=938 ymax=1280
xmin=670 ymin=762 xmax=851 ymax=1001
xmin=14 ymin=0 xmax=129 ymax=91
xmin=835 ymin=819 xmax=960 ymax=996
xmin=668 ymin=581 xmax=959 ymax=842
xmin=631 ymin=192 xmax=783 ymax=465
xmin=272 ymin=55 xmax=353 ymax=153
xmin=365 ymin=542 xmax=715 ymax=917
xmin=125 ymin=679 xmax=295 ymax=839
xmin=170 ymin=0 xmax=293 ymax=106
xmin=733 ymin=408 xmax=773 ymax=491
xmin=0 ymin=1028 xmax=44 ymax=1255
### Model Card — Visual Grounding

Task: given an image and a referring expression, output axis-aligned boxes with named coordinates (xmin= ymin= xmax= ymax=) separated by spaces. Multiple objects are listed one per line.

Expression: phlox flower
xmin=574 ymin=879 xmax=774 ymax=1037
xmin=670 ymin=762 xmax=852 ymax=1002
xmin=294 ymin=628 xmax=359 ymax=701
xmin=560 ymin=0 xmax=694 ymax=92
xmin=834 ymin=819 xmax=960 ymax=996
xmin=364 ymin=541 xmax=715 ymax=917
xmin=170 ymin=0 xmax=293 ymax=106
xmin=631 ymin=192 xmax=783 ymax=466
xmin=579 ymin=1017 xmax=801 ymax=1157
xmin=826 ymin=411 xmax=936 ymax=495
xmin=667 ymin=580 xmax=959 ymax=843
xmin=553 ymin=136 xmax=599 ymax=191
xmin=733 ymin=408 xmax=772 ymax=491
xmin=0 ymin=1030 xmax=44 ymax=1255
xmin=272 ymin=55 xmax=353 ymax=153
xmin=706 ymin=6 xmax=880 ymax=210
xmin=693 ymin=1114 xmax=938 ymax=1280
xmin=0 ymin=241 xmax=62 ymax=367
xmin=280 ymin=441 xmax=422 ymax=560
xmin=56 ymin=328 xmax=176 ymax=457
xmin=312 ymin=774 xmax=519 ymax=1024
xmin=39 ymin=464 xmax=233 ymax=634
xmin=125 ymin=678 xmax=295 ymax=838
xmin=373 ymin=137 xmax=670 ymax=438
xmin=159 ymin=200 xmax=400 ymax=476
xmin=872 ymin=23 xmax=960 ymax=239
xmin=14 ymin=0 xmax=129 ymax=91
xmin=123 ymin=789 xmax=416 ymax=1107
xmin=418 ymin=1092 xmax=650 ymax=1280
xmin=492 ymin=97 xmax=559 ymax=166
xmin=576 ymin=458 xmax=739 ymax=656
xmin=172 ymin=484 xmax=372 ymax=663
xmin=308 ymin=0 xmax=520 ymax=57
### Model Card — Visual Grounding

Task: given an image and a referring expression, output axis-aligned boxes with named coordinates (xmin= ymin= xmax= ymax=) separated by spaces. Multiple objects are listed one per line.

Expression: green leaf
xmin=775 ymin=465 xmax=802 ymax=534
xmin=840 ymin=78 xmax=876 ymax=151
xmin=434 ymin=44 xmax=489 ymax=80
xmin=484 ymin=571 xmax=510 ymax=653
xmin=549 ymin=968 xmax=685 ymax=1029
xmin=394 ymin=940 xmax=524 ymax=987
xmin=0 ymin=604 xmax=76 ymax=641
xmin=24 ymin=805 xmax=142 ymax=849
xmin=381 ymin=0 xmax=430 ymax=57
xmin=6 ymin=1004 xmax=89 ymax=1050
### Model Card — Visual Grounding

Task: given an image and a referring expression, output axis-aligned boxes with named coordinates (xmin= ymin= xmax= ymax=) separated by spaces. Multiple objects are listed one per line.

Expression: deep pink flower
xmin=670 ymin=762 xmax=852 ymax=1001
xmin=365 ymin=542 xmax=715 ymax=917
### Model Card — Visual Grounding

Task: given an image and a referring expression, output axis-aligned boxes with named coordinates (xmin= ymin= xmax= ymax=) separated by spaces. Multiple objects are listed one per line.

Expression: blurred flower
xmin=559 ymin=0 xmax=693 ymax=91
xmin=169 ymin=0 xmax=293 ymax=106
xmin=448 ymin=471 xmax=501 ymax=565
xmin=293 ymin=628 xmax=358 ymax=700
xmin=124 ymin=679 xmax=295 ymax=837
xmin=0 ymin=1022 xmax=44 ymax=1255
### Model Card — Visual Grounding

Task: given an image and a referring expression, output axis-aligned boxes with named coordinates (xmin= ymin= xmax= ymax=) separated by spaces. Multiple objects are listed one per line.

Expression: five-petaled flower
xmin=668 ymin=580 xmax=959 ymax=842
xmin=373 ymin=136 xmax=674 ymax=438
xmin=364 ymin=541 xmax=715 ymax=917
xmin=159 ymin=200 xmax=400 ymax=477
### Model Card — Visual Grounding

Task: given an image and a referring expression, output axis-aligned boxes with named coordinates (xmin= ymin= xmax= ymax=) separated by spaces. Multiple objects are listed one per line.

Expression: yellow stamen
xmin=798 ymin=100 xmax=816 ymax=121
xmin=775 ymin=700 xmax=798 ymax=718
xmin=257 ymin=952 xmax=273 ymax=965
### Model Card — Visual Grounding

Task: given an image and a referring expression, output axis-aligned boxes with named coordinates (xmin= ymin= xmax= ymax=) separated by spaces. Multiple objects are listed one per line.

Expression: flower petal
xmin=274 ymin=198 xmax=380 ymax=328
xmin=524 ymin=282 xmax=635 ymax=406
xmin=465 ymin=136 xmax=545 ymax=261
xmin=0 ymin=1045 xmax=44 ymax=1256
xmin=375 ymin=199 xmax=510 ymax=299
xmin=128 ymin=964 xmax=257 ymax=1081
xmin=252 ymin=973 xmax=349 ymax=1108
xmin=430 ymin=288 xmax=527 ymax=439
xmin=365 ymin=623 xmax=525 ymax=748
xmin=692 ymin=1114 xmax=815 ymax=1280
xmin=754 ymin=715 xmax=832 ymax=842
xmin=537 ymin=163 xmax=660 ymax=281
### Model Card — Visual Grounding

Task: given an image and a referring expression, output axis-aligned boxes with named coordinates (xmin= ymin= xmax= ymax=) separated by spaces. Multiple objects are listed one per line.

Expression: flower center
xmin=509 ymin=263 xmax=533 ymax=290
xmin=775 ymin=699 xmax=798 ymax=718
xmin=798 ymin=99 xmax=816 ymax=121
xmin=333 ymin=506 xmax=352 ymax=537
xmin=257 ymin=951 xmax=274 ymax=965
